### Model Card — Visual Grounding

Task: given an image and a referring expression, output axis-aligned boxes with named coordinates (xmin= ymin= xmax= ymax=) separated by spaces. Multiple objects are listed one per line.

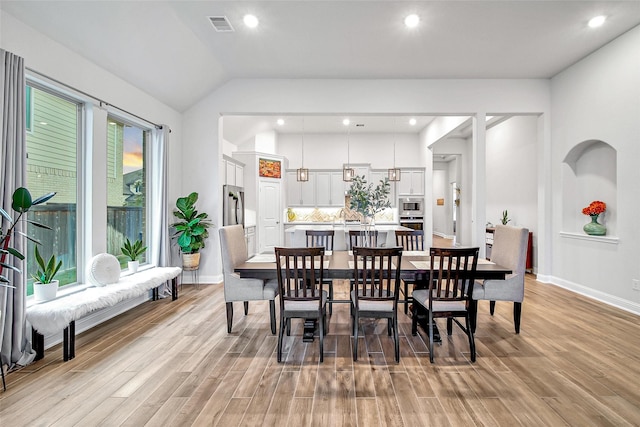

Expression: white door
xmin=259 ymin=179 xmax=282 ymax=253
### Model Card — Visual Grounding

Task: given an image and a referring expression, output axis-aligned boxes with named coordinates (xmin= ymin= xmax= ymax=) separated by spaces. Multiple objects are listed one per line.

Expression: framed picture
xmin=259 ymin=158 xmax=281 ymax=178
xmin=436 ymin=198 xmax=445 ymax=206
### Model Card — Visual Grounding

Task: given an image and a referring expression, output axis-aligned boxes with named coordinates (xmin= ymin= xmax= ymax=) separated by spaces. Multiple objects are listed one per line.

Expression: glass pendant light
xmin=297 ymin=118 xmax=309 ymax=181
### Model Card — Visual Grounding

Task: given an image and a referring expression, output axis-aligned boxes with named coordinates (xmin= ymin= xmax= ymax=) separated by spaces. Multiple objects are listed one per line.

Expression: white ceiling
xmin=3 ymin=0 xmax=640 ymax=115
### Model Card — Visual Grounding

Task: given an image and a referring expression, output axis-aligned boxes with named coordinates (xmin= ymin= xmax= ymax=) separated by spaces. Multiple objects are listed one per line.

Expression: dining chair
xmin=348 ymin=229 xmax=379 ymax=250
xmin=471 ymin=225 xmax=529 ymax=334
xmin=219 ymin=225 xmax=279 ymax=334
xmin=351 ymin=246 xmax=403 ymax=362
xmin=411 ymin=247 xmax=479 ymax=363
xmin=275 ymin=246 xmax=328 ymax=362
xmin=305 ymin=229 xmax=335 ymax=314
xmin=394 ymin=229 xmax=425 ymax=314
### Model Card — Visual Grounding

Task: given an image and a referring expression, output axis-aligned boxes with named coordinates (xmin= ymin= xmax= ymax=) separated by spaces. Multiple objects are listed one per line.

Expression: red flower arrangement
xmin=582 ymin=200 xmax=606 ymax=216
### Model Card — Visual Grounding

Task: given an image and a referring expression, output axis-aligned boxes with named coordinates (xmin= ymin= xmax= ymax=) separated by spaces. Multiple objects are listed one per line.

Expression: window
xmin=25 ymin=83 xmax=80 ymax=296
xmin=106 ymin=116 xmax=148 ymax=269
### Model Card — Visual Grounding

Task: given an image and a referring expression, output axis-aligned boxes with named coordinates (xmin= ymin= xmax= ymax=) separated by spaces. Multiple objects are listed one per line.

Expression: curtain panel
xmin=0 ymin=49 xmax=36 ymax=374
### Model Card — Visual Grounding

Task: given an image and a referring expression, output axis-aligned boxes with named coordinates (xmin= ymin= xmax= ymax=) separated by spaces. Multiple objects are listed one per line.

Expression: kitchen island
xmin=284 ymin=223 xmax=412 ymax=250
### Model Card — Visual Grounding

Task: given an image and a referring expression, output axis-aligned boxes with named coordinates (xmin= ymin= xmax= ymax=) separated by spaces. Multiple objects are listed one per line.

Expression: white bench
xmin=26 ymin=266 xmax=181 ymax=361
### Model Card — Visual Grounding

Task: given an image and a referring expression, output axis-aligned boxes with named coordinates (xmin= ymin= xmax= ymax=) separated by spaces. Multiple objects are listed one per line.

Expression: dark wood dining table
xmin=235 ymin=250 xmax=512 ymax=341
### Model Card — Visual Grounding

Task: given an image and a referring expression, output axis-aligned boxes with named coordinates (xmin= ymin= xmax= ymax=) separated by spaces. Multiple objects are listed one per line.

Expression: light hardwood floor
xmin=2 ymin=269 xmax=640 ymax=425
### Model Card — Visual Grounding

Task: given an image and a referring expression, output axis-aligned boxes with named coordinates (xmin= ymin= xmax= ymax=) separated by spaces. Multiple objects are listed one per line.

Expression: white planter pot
xmin=128 ymin=260 xmax=139 ymax=273
xmin=34 ymin=280 xmax=59 ymax=302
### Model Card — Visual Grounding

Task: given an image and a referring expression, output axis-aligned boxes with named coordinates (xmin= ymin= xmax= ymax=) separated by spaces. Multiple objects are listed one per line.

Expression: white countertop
xmin=284 ymin=224 xmax=411 ymax=233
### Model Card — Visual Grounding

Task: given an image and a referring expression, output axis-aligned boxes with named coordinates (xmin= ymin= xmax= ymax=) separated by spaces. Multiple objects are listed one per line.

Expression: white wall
xmin=549 ymin=24 xmax=640 ymax=313
xmin=485 ymin=115 xmax=538 ymax=236
xmin=277 ymin=133 xmax=421 ymax=170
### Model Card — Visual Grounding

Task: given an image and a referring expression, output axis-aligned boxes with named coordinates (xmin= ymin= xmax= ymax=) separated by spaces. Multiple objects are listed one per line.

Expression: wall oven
xmin=399 ymin=216 xmax=424 ymax=231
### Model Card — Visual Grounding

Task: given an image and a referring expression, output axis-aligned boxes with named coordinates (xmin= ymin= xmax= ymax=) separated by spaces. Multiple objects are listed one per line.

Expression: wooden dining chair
xmin=275 ymin=246 xmax=328 ymax=362
xmin=394 ymin=229 xmax=425 ymax=314
xmin=411 ymin=247 xmax=479 ymax=363
xmin=305 ymin=230 xmax=335 ymax=314
xmin=351 ymin=246 xmax=403 ymax=363
xmin=348 ymin=229 xmax=379 ymax=250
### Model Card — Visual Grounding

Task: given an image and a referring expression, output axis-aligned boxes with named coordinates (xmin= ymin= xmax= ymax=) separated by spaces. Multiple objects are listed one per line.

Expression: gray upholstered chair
xmin=219 ymin=225 xmax=278 ymax=334
xmin=471 ymin=225 xmax=529 ymax=334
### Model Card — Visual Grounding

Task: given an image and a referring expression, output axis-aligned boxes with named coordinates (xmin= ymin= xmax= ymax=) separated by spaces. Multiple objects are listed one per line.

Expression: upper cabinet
xmin=223 ymin=156 xmax=244 ymax=187
xmin=316 ymin=171 xmax=346 ymax=206
xmin=286 ymin=170 xmax=316 ymax=206
xmin=370 ymin=170 xmax=396 ymax=207
xmin=398 ymin=169 xmax=424 ymax=196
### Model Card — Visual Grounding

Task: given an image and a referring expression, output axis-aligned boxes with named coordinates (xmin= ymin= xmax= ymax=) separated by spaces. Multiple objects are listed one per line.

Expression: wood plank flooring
xmin=2 ymin=262 xmax=640 ymax=425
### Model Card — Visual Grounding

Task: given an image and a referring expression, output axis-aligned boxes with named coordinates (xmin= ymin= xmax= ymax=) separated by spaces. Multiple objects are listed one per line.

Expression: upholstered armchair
xmin=219 ymin=225 xmax=278 ymax=334
xmin=471 ymin=225 xmax=529 ymax=334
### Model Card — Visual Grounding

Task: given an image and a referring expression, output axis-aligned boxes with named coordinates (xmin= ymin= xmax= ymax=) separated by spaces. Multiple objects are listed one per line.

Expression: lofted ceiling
xmin=2 ymin=1 xmax=640 ymax=115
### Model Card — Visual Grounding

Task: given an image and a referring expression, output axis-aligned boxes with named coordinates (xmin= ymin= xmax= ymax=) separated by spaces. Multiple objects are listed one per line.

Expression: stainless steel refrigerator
xmin=223 ymin=185 xmax=245 ymax=227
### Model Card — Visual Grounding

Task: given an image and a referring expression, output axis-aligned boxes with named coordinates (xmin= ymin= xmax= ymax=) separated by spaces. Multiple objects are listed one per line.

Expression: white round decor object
xmin=87 ymin=253 xmax=121 ymax=286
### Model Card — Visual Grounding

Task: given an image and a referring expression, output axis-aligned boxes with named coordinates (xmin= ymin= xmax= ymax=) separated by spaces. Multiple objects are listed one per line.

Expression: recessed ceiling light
xmin=343 ymin=118 xmax=350 ymax=126
xmin=409 ymin=118 xmax=417 ymax=126
xmin=404 ymin=14 xmax=420 ymax=28
xmin=243 ymin=14 xmax=259 ymax=28
xmin=277 ymin=118 xmax=284 ymax=126
xmin=588 ymin=15 xmax=606 ymax=28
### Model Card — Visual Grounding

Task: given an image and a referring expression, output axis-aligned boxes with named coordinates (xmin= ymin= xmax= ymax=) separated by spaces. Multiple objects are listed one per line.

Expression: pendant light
xmin=343 ymin=119 xmax=354 ymax=181
xmin=296 ymin=118 xmax=309 ymax=181
xmin=388 ymin=118 xmax=401 ymax=181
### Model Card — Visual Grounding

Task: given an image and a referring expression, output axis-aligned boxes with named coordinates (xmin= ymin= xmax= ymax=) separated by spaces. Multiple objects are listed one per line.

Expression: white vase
xmin=34 ymin=280 xmax=59 ymax=302
xmin=128 ymin=260 xmax=139 ymax=273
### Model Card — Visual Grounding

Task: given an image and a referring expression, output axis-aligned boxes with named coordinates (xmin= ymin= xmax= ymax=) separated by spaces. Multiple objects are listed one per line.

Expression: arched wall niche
xmin=561 ymin=139 xmax=617 ymax=235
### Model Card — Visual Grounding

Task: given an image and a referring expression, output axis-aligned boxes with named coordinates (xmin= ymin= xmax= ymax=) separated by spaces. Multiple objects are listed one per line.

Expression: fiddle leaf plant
xmin=1 ymin=187 xmax=56 ymax=288
xmin=170 ymin=192 xmax=213 ymax=254
xmin=31 ymin=245 xmax=62 ymax=284
xmin=121 ymin=238 xmax=147 ymax=262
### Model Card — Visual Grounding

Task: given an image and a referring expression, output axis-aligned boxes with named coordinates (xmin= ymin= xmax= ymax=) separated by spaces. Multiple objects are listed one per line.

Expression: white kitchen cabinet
xmin=223 ymin=156 xmax=245 ymax=187
xmin=245 ymin=225 xmax=256 ymax=257
xmin=370 ymin=170 xmax=396 ymax=206
xmin=351 ymin=165 xmax=369 ymax=182
xmin=398 ymin=169 xmax=425 ymax=196
xmin=286 ymin=170 xmax=316 ymax=206
xmin=316 ymin=171 xmax=345 ymax=206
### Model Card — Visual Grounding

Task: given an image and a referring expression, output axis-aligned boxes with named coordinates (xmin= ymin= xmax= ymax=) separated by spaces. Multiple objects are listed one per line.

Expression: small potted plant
xmin=121 ymin=238 xmax=147 ymax=273
xmin=171 ymin=192 xmax=213 ymax=268
xmin=31 ymin=246 xmax=62 ymax=302
xmin=501 ymin=210 xmax=511 ymax=225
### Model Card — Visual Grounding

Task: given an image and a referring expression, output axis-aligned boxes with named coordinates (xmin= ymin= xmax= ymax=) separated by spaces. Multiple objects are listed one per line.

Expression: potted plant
xmin=501 ymin=210 xmax=511 ymax=225
xmin=31 ymin=246 xmax=62 ymax=302
xmin=121 ymin=238 xmax=147 ymax=273
xmin=170 ymin=192 xmax=213 ymax=268
xmin=346 ymin=175 xmax=391 ymax=245
xmin=1 ymin=187 xmax=56 ymax=291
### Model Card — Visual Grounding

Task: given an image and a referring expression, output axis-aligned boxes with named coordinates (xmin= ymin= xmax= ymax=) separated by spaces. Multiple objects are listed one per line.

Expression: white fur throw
xmin=27 ymin=267 xmax=181 ymax=336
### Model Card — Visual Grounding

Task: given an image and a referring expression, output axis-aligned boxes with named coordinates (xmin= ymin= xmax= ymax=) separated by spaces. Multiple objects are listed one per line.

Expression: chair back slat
xmin=352 ymin=247 xmax=402 ymax=304
xmin=395 ymin=229 xmax=425 ymax=251
xmin=305 ymin=230 xmax=335 ymax=250
xmin=348 ymin=230 xmax=379 ymax=250
xmin=428 ymin=247 xmax=479 ymax=310
xmin=275 ymin=247 xmax=325 ymax=308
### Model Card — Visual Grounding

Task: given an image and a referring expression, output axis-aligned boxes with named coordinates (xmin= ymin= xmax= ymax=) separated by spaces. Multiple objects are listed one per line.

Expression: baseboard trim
xmin=546 ymin=275 xmax=640 ymax=316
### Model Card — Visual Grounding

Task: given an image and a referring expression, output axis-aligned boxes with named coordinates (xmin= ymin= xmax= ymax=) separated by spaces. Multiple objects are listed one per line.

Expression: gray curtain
xmin=0 ymin=49 xmax=35 ymax=371
xmin=150 ymin=125 xmax=172 ymax=292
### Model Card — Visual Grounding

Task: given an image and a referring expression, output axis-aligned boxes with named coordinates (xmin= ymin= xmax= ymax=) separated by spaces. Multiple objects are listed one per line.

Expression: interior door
xmin=258 ymin=179 xmax=282 ymax=253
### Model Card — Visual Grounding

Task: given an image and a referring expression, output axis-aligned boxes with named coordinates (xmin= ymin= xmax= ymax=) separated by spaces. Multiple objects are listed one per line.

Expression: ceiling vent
xmin=208 ymin=16 xmax=235 ymax=32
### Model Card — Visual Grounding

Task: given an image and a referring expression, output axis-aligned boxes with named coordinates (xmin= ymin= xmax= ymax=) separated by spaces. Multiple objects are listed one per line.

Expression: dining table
xmin=235 ymin=250 xmax=512 ymax=341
